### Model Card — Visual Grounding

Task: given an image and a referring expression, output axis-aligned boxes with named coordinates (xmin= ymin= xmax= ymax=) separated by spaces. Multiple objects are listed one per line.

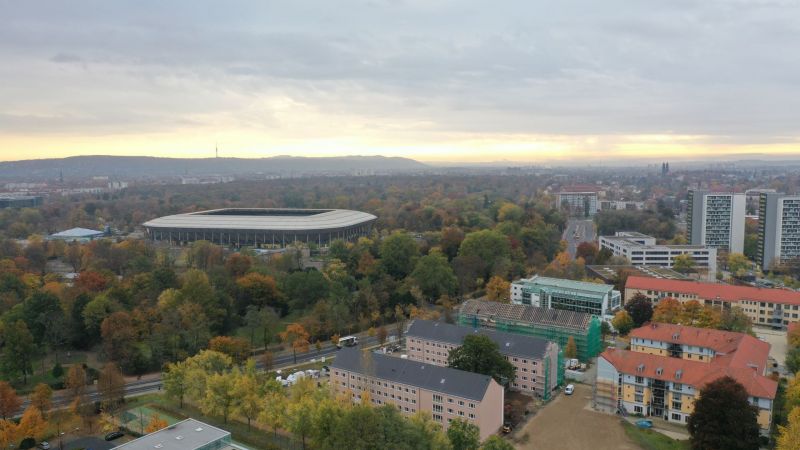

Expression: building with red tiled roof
xmin=595 ymin=323 xmax=777 ymax=434
xmin=625 ymin=276 xmax=800 ymax=328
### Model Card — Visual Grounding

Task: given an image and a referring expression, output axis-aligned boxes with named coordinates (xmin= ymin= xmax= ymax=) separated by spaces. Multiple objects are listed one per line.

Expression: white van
xmin=337 ymin=335 xmax=359 ymax=349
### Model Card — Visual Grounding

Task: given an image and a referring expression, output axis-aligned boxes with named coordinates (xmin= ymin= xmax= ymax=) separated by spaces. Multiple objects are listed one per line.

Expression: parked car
xmin=564 ymin=384 xmax=575 ymax=395
xmin=38 ymin=442 xmax=51 ymax=450
xmin=635 ymin=419 xmax=653 ymax=429
xmin=105 ymin=431 xmax=124 ymax=441
xmin=305 ymin=369 xmax=320 ymax=379
xmin=320 ymin=365 xmax=330 ymax=376
xmin=502 ymin=422 xmax=513 ymax=434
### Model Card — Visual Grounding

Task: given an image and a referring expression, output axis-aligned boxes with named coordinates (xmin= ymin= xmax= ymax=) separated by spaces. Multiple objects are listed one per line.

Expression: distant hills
xmin=0 ymin=155 xmax=430 ymax=181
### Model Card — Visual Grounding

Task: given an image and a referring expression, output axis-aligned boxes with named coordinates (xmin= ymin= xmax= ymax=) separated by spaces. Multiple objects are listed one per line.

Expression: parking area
xmin=514 ymin=384 xmax=638 ymax=450
xmin=754 ymin=326 xmax=787 ymax=366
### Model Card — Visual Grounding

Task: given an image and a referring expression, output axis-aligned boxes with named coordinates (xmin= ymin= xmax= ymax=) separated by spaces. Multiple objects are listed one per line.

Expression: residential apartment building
xmin=598 ymin=232 xmax=717 ymax=279
xmin=405 ymin=319 xmax=560 ymax=399
xmin=624 ymin=276 xmax=800 ymax=328
xmin=757 ymin=192 xmax=800 ymax=270
xmin=458 ymin=299 xmax=602 ymax=360
xmin=510 ymin=275 xmax=621 ymax=317
xmin=599 ymin=200 xmax=645 ymax=211
xmin=556 ymin=187 xmax=599 ymax=217
xmin=330 ymin=348 xmax=504 ymax=441
xmin=595 ymin=323 xmax=776 ymax=434
xmin=687 ymin=189 xmax=745 ymax=253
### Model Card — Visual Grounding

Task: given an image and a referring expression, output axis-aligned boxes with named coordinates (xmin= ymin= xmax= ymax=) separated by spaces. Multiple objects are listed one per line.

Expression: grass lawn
xmin=622 ymin=421 xmax=690 ymax=450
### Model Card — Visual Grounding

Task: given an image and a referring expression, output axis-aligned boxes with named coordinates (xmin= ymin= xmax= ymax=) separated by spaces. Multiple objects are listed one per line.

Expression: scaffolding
xmin=458 ymin=311 xmax=601 ymax=361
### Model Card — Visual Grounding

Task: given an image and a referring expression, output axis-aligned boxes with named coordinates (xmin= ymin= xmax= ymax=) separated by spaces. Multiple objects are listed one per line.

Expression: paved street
xmin=564 ymin=219 xmax=596 ymax=259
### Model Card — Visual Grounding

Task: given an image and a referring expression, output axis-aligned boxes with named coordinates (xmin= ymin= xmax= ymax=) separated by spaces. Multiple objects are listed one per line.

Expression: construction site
xmin=458 ymin=299 xmax=602 ymax=361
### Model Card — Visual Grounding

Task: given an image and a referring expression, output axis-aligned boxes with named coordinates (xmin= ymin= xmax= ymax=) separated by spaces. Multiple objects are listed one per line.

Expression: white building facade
xmin=598 ymin=232 xmax=717 ymax=279
xmin=757 ymin=193 xmax=800 ymax=270
xmin=687 ymin=190 xmax=745 ymax=253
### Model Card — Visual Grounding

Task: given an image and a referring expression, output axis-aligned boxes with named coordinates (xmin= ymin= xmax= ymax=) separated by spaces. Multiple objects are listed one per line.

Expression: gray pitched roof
xmin=331 ymin=348 xmax=493 ymax=401
xmin=406 ymin=319 xmax=551 ymax=359
xmin=459 ymin=299 xmax=593 ymax=331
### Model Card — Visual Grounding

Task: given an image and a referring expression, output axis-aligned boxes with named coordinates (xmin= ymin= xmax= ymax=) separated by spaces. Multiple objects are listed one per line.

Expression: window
xmin=671 ymin=413 xmax=682 ymax=421
xmin=433 ymin=404 xmax=443 ymax=413
xmin=635 ymin=376 xmax=644 ymax=384
xmin=672 ymin=401 xmax=682 ymax=410
xmin=673 ymin=383 xmax=682 ymax=391
xmin=448 ymin=408 xmax=453 ymax=414
xmin=468 ymin=403 xmax=475 ymax=409
xmin=458 ymin=400 xmax=464 ymax=406
xmin=635 ymin=394 xmax=644 ymax=403
xmin=433 ymin=394 xmax=443 ymax=403
xmin=469 ymin=413 xmax=475 ymax=419
xmin=634 ymin=406 xmax=643 ymax=414
xmin=433 ymin=414 xmax=442 ymax=422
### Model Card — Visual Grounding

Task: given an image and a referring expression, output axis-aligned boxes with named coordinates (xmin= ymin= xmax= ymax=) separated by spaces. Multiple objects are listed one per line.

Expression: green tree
xmin=611 ymin=310 xmax=634 ymax=336
xmin=380 ymin=232 xmax=419 ymax=279
xmin=673 ymin=253 xmax=696 ymax=273
xmin=233 ymin=368 xmax=262 ymax=430
xmin=2 ymin=320 xmax=35 ymax=383
xmin=447 ymin=419 xmax=480 ymax=450
xmin=283 ymin=270 xmax=330 ymax=310
xmin=411 ymin=253 xmax=457 ymax=301
xmin=727 ymin=253 xmax=751 ymax=277
xmin=458 ymin=230 xmax=511 ymax=281
xmin=243 ymin=305 xmax=279 ymax=348
xmin=688 ymin=376 xmax=759 ymax=450
xmin=448 ymin=334 xmax=515 ymax=385
xmin=718 ymin=307 xmax=753 ymax=334
xmin=786 ymin=346 xmax=800 ymax=374
xmin=481 ymin=435 xmax=514 ymax=450
xmin=624 ymin=293 xmax=653 ymax=327
xmin=287 ymin=396 xmax=316 ymax=450
xmin=162 ymin=361 xmax=189 ymax=408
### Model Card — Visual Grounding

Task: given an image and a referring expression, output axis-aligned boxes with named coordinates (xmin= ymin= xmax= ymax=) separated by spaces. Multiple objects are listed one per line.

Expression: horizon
xmin=2 ymin=2 xmax=800 ymax=162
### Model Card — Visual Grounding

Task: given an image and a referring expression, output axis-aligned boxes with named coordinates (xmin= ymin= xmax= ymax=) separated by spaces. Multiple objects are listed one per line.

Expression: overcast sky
xmin=1 ymin=0 xmax=799 ymax=162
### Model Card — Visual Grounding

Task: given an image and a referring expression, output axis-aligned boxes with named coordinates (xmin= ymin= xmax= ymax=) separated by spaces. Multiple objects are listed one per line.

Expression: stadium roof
xmin=331 ymin=348 xmax=494 ymax=401
xmin=112 ymin=419 xmax=231 ymax=450
xmin=49 ymin=227 xmax=105 ymax=238
xmin=406 ymin=319 xmax=551 ymax=359
xmin=459 ymin=299 xmax=594 ymax=331
xmin=143 ymin=208 xmax=376 ymax=231
xmin=626 ymin=276 xmax=800 ymax=306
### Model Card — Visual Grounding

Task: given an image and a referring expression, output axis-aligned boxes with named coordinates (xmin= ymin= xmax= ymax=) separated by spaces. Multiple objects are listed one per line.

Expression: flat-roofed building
xmin=0 ymin=195 xmax=43 ymax=209
xmin=405 ymin=319 xmax=560 ymax=398
xmin=48 ymin=227 xmax=106 ymax=242
xmin=624 ymin=276 xmax=800 ymax=328
xmin=757 ymin=192 xmax=800 ymax=270
xmin=687 ymin=190 xmax=745 ymax=253
xmin=595 ymin=323 xmax=776 ymax=434
xmin=330 ymin=348 xmax=504 ymax=441
xmin=586 ymin=265 xmax=690 ymax=285
xmin=510 ymin=275 xmax=621 ymax=317
xmin=598 ymin=232 xmax=717 ymax=279
xmin=458 ymin=299 xmax=602 ymax=361
xmin=112 ymin=418 xmax=239 ymax=450
xmin=556 ymin=187 xmax=599 ymax=217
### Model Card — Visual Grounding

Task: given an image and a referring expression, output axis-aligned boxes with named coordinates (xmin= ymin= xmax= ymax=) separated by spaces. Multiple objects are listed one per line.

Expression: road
xmin=564 ymin=219 xmax=596 ymax=259
xmin=20 ymin=331 xmax=384 ymax=415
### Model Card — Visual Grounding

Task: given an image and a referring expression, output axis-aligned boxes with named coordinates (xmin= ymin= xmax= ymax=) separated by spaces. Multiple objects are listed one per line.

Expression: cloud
xmin=0 ymin=0 xmax=799 ymax=160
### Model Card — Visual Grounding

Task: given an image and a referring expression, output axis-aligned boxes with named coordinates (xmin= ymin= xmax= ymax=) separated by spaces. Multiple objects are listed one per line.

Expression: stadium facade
xmin=143 ymin=208 xmax=377 ymax=247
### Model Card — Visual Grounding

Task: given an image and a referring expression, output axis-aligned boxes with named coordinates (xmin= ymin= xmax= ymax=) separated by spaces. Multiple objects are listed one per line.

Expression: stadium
xmin=143 ymin=208 xmax=377 ymax=247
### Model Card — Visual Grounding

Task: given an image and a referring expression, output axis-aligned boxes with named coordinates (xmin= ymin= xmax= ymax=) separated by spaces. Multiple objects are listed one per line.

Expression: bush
xmin=52 ymin=363 xmax=64 ymax=378
xmin=19 ymin=438 xmax=35 ymax=449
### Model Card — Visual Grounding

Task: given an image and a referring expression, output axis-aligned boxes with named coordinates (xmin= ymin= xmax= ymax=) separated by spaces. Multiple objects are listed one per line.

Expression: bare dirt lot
xmin=513 ymin=384 xmax=638 ymax=450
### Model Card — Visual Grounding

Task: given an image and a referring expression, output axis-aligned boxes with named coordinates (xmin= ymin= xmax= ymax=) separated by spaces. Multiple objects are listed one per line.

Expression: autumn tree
xmin=688 ymin=376 xmax=759 ymax=450
xmin=281 ymin=323 xmax=311 ymax=364
xmin=0 ymin=382 xmax=21 ymax=419
xmin=611 ymin=310 xmax=634 ymax=335
xmin=652 ymin=298 xmax=682 ymax=324
xmin=236 ymin=272 xmax=282 ymax=311
xmin=727 ymin=253 xmax=751 ymax=277
xmin=376 ymin=326 xmax=388 ymax=346
xmin=30 ymin=383 xmax=52 ymax=418
xmin=162 ymin=361 xmax=189 ymax=408
xmin=564 ymin=336 xmax=577 ymax=359
xmin=233 ymin=365 xmax=262 ymax=430
xmin=575 ymin=242 xmax=598 ymax=265
xmin=225 ymin=253 xmax=252 ymax=277
xmin=458 ymin=230 xmax=511 ymax=282
xmin=101 ymin=311 xmax=137 ymax=367
xmin=98 ymin=363 xmax=126 ymax=417
xmin=209 ymin=336 xmax=251 ymax=365
xmin=624 ymin=293 xmax=653 ymax=327
xmin=144 ymin=414 xmax=168 ymax=433
xmin=485 ymin=276 xmax=511 ymax=303
xmin=777 ymin=407 xmax=800 ymax=450
xmin=202 ymin=371 xmax=238 ymax=423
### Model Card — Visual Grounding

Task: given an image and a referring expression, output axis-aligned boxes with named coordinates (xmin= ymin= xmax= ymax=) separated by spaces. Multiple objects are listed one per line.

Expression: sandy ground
xmin=513 ymin=384 xmax=638 ymax=450
xmin=754 ymin=326 xmax=787 ymax=366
